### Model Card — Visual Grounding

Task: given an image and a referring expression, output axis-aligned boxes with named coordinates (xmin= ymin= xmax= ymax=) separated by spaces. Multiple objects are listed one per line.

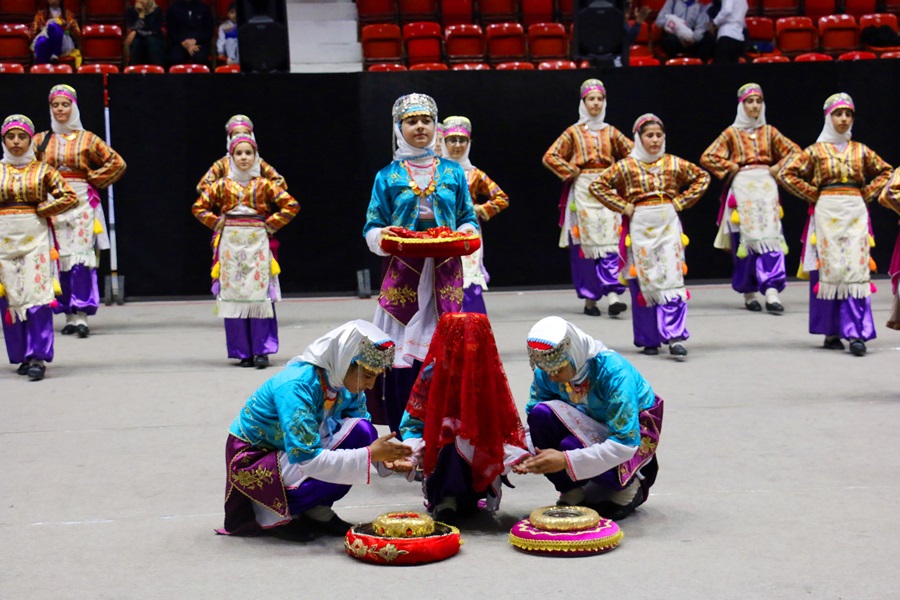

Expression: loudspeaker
xmin=237 ymin=0 xmax=291 ymax=72
xmin=573 ymin=0 xmax=626 ymax=62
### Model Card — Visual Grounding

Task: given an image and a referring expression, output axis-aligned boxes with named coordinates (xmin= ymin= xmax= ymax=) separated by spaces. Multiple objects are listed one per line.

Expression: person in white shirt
xmin=709 ymin=0 xmax=748 ymax=63
xmin=654 ymin=0 xmax=715 ymax=60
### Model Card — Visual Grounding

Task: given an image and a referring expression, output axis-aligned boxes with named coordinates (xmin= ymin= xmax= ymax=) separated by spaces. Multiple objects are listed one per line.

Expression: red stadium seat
xmin=398 ymin=0 xmax=438 ymax=23
xmin=859 ymin=14 xmax=900 ymax=54
xmin=494 ymin=60 xmax=534 ymax=69
xmin=818 ymin=15 xmax=859 ymax=54
xmin=803 ymin=0 xmax=836 ymax=21
xmin=844 ymin=0 xmax=877 ymax=17
xmin=441 ymin=0 xmax=474 ymax=27
xmin=81 ymin=24 xmax=123 ymax=65
xmin=528 ymin=22 xmax=569 ymax=60
xmin=629 ymin=43 xmax=652 ymax=57
xmin=632 ymin=20 xmax=650 ymax=43
xmin=637 ymin=0 xmax=666 ymax=20
xmin=665 ymin=57 xmax=703 ymax=65
xmin=793 ymin=51 xmax=833 ymax=60
xmin=747 ymin=0 xmax=759 ymax=15
xmin=212 ymin=0 xmax=233 ymax=20
xmin=880 ymin=50 xmax=900 ymax=57
xmin=84 ymin=0 xmax=126 ymax=23
xmin=479 ymin=0 xmax=518 ymax=24
xmin=361 ymin=23 xmax=403 ymax=64
xmin=169 ymin=63 xmax=211 ymax=73
xmin=629 ymin=55 xmax=660 ymax=65
xmin=356 ymin=0 xmax=396 ymax=25
xmin=408 ymin=61 xmax=449 ymax=69
xmin=77 ymin=63 xmax=120 ymax=74
xmin=537 ymin=59 xmax=577 ymax=69
xmin=0 ymin=0 xmax=36 ymax=23
xmin=775 ymin=16 xmax=817 ymax=55
xmin=0 ymin=61 xmax=25 ymax=72
xmin=837 ymin=50 xmax=876 ymax=59
xmin=451 ymin=62 xmax=490 ymax=69
xmin=0 ymin=23 xmax=30 ymax=65
xmin=761 ymin=0 xmax=800 ymax=17
xmin=215 ymin=64 xmax=240 ymax=73
xmin=485 ymin=22 xmax=526 ymax=64
xmin=445 ymin=23 xmax=486 ymax=63
xmin=752 ymin=54 xmax=790 ymax=62
xmin=124 ymin=64 xmax=165 ymax=73
xmin=558 ymin=0 xmax=574 ymax=22
xmin=403 ymin=21 xmax=442 ymax=65
xmin=367 ymin=62 xmax=408 ymax=70
xmin=745 ymin=16 xmax=775 ymax=56
xmin=521 ymin=0 xmax=554 ymax=28
xmin=30 ymin=63 xmax=73 ymax=73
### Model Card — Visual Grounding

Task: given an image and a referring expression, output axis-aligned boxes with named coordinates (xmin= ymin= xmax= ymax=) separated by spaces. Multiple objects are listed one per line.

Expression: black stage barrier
xmin=7 ymin=63 xmax=900 ymax=298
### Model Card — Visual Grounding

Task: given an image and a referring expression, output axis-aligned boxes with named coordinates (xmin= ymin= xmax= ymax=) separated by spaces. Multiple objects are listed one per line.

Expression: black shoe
xmin=823 ymin=336 xmax=845 ymax=351
xmin=27 ymin=364 xmax=46 ymax=381
xmin=254 ymin=355 xmax=270 ymax=369
xmin=433 ymin=507 xmax=459 ymax=527
xmin=669 ymin=343 xmax=688 ymax=357
xmin=849 ymin=340 xmax=866 ymax=356
xmin=76 ymin=324 xmax=89 ymax=338
xmin=745 ymin=300 xmax=762 ymax=312
xmin=238 ymin=358 xmax=254 ymax=368
xmin=608 ymin=301 xmax=627 ymax=316
xmin=61 ymin=324 xmax=76 ymax=335
xmin=640 ymin=346 xmax=659 ymax=356
xmin=266 ymin=519 xmax=315 ymax=542
xmin=16 ymin=362 xmax=29 ymax=375
xmin=301 ymin=514 xmax=353 ymax=537
xmin=588 ymin=496 xmax=644 ymax=521
xmin=583 ymin=305 xmax=601 ymax=317
xmin=765 ymin=301 xmax=784 ymax=313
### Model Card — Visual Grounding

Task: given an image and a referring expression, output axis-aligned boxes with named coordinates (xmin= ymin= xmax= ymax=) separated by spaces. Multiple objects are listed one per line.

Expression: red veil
xmin=407 ymin=313 xmax=526 ymax=492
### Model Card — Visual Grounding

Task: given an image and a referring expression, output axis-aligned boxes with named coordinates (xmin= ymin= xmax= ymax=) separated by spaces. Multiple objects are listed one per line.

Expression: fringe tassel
xmin=53 ymin=278 xmax=62 ymax=295
xmin=50 ymin=247 xmax=59 ymax=260
xmin=730 ymin=211 xmax=741 ymax=225
xmin=816 ymin=281 xmax=871 ymax=300
xmin=93 ymin=219 xmax=104 ymax=235
xmin=59 ymin=253 xmax=97 ymax=271
xmin=744 ymin=239 xmax=787 ymax=255
xmin=643 ymin=288 xmax=688 ymax=306
xmin=211 ymin=262 xmax=221 ymax=280
xmin=579 ymin=244 xmax=620 ymax=260
xmin=216 ymin=299 xmax=274 ymax=319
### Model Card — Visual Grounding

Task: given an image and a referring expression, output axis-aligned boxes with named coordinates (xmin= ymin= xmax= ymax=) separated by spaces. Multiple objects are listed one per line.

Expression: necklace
xmin=403 ymin=159 xmax=437 ymax=198
xmin=318 ymin=368 xmax=339 ymax=411
xmin=824 ymin=143 xmax=851 ymax=183
xmin=563 ymin=379 xmax=590 ymax=404
xmin=638 ymin=157 xmax=666 ymax=200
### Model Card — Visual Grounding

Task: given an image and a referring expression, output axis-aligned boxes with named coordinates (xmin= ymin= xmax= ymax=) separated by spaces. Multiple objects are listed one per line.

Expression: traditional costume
xmin=525 ymin=317 xmax=663 ymax=520
xmin=441 ymin=116 xmax=509 ymax=314
xmin=218 ymin=320 xmax=395 ymax=539
xmin=195 ymin=115 xmax=286 ymax=194
xmin=542 ymin=79 xmax=633 ymax=317
xmin=877 ymin=169 xmax=900 ymax=330
xmin=0 ymin=115 xmax=78 ymax=380
xmin=777 ymin=93 xmax=892 ymax=355
xmin=396 ymin=313 xmax=528 ymax=523
xmin=30 ymin=1 xmax=81 ymax=66
xmin=192 ymin=135 xmax=299 ymax=367
xmin=589 ymin=114 xmax=710 ymax=356
xmin=701 ymin=83 xmax=800 ymax=312
xmin=362 ymin=94 xmax=478 ymax=433
xmin=34 ymin=85 xmax=126 ymax=338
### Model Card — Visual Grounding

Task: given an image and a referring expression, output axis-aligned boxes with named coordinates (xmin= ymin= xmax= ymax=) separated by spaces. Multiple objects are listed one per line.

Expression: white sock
xmin=65 ymin=314 xmax=75 ymax=324
xmin=607 ymin=292 xmax=620 ymax=304
xmin=743 ymin=292 xmax=757 ymax=303
xmin=606 ymin=479 xmax=640 ymax=506
xmin=765 ymin=288 xmax=780 ymax=304
xmin=75 ymin=312 xmax=88 ymax=326
xmin=303 ymin=505 xmax=335 ymax=522
xmin=558 ymin=487 xmax=586 ymax=506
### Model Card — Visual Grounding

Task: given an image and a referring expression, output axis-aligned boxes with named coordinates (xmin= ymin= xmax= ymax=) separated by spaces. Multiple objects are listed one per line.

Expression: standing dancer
xmin=590 ymin=114 xmax=709 ymax=357
xmin=777 ymin=93 xmax=891 ymax=356
xmin=0 ymin=115 xmax=77 ymax=380
xmin=33 ymin=85 xmax=127 ymax=339
xmin=878 ymin=169 xmax=900 ymax=330
xmin=362 ymin=93 xmax=477 ymax=434
xmin=543 ymin=79 xmax=632 ymax=317
xmin=196 ymin=114 xmax=286 ymax=194
xmin=441 ymin=115 xmax=509 ymax=314
xmin=701 ymin=83 xmax=800 ymax=313
xmin=192 ymin=135 xmax=299 ymax=368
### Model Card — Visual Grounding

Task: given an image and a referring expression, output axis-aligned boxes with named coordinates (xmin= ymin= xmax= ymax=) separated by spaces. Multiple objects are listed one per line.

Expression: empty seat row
xmin=367 ymin=58 xmax=584 ymax=70
xmin=357 ymin=0 xmax=573 ymax=28
xmin=0 ymin=61 xmax=239 ymax=73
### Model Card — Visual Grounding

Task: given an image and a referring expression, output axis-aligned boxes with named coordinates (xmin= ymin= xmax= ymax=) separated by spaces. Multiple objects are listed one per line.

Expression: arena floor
xmin=2 ymin=282 xmax=898 ymax=599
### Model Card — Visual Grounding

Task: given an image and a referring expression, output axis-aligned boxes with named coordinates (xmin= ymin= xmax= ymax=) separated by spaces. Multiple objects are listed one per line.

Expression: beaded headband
xmin=580 ymin=78 xmax=606 ymax=98
xmin=823 ymin=93 xmax=854 ymax=115
xmin=392 ymin=93 xmax=438 ymax=123
xmin=226 ymin=114 xmax=254 ymax=133
xmin=354 ymin=338 xmax=395 ymax=373
xmin=49 ymin=84 xmax=78 ymax=104
xmin=527 ymin=336 xmax=572 ymax=373
xmin=633 ymin=113 xmax=663 ymax=134
xmin=229 ymin=135 xmax=257 ymax=154
xmin=737 ymin=83 xmax=763 ymax=103
xmin=2 ymin=115 xmax=35 ymax=137
xmin=443 ymin=115 xmax=471 ymax=138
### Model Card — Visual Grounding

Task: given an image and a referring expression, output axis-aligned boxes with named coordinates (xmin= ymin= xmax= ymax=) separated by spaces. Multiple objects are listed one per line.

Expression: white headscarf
xmin=441 ymin=115 xmax=474 ymax=171
xmin=291 ymin=320 xmax=395 ymax=390
xmin=393 ymin=121 xmax=436 ymax=162
xmin=1 ymin=116 xmax=36 ymax=167
xmin=576 ymin=79 xmax=608 ymax=131
xmin=817 ymin=93 xmax=854 ymax=145
xmin=48 ymin=85 xmax=84 ymax=135
xmin=227 ymin=135 xmax=261 ymax=184
xmin=732 ymin=83 xmax=766 ymax=131
xmin=526 ymin=316 xmax=608 ymax=385
xmin=629 ymin=113 xmax=666 ymax=163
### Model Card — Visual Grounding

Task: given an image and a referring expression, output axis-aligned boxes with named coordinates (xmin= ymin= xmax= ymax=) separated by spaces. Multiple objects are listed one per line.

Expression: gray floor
xmin=2 ymin=282 xmax=898 ymax=599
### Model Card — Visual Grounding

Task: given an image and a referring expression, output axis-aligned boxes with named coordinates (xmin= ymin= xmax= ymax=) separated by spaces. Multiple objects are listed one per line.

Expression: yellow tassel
xmin=780 ymin=241 xmax=789 ymax=255
xmin=0 ymin=282 xmax=5 ymax=298
xmin=736 ymin=245 xmax=748 ymax=259
xmin=53 ymin=278 xmax=62 ymax=295
xmin=809 ymin=233 xmax=817 ymax=246
xmin=50 ymin=247 xmax=59 ymax=260
xmin=681 ymin=233 xmax=689 ymax=247
xmin=730 ymin=211 xmax=740 ymax=225
xmin=271 ymin=259 xmax=281 ymax=276
xmin=682 ymin=262 xmax=688 ymax=275
xmin=211 ymin=262 xmax=220 ymax=280
xmin=629 ymin=265 xmax=637 ymax=277
xmin=869 ymin=257 xmax=877 ymax=272
xmin=93 ymin=219 xmax=104 ymax=235
xmin=625 ymin=234 xmax=631 ymax=247
xmin=778 ymin=206 xmax=784 ymax=219
xmin=213 ymin=233 xmax=221 ymax=248
xmin=869 ymin=235 xmax=875 ymax=248
xmin=796 ymin=263 xmax=809 ymax=280
xmin=618 ymin=274 xmax=627 ymax=285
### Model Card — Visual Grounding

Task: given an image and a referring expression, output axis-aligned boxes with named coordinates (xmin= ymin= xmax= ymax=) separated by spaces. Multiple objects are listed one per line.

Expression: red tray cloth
xmin=380 ymin=226 xmax=481 ymax=259
xmin=344 ymin=522 xmax=463 ymax=565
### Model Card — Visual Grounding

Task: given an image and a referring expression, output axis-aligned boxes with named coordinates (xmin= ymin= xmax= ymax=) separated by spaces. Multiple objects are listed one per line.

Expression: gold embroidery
xmin=344 ymin=538 xmax=410 ymax=563
xmin=380 ymin=286 xmax=417 ymax=306
xmin=231 ymin=466 xmax=275 ymax=490
xmin=437 ymin=284 xmax=463 ymax=304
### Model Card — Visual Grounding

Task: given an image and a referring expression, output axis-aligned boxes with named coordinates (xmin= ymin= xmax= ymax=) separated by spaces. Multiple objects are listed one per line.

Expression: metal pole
xmin=103 ymin=87 xmax=122 ymax=304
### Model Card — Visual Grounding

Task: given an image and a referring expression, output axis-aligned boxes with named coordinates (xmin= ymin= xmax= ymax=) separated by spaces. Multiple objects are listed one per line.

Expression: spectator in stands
xmin=125 ymin=0 xmax=166 ymax=66
xmin=217 ymin=2 xmax=240 ymax=65
xmin=30 ymin=0 xmax=81 ymax=66
xmin=707 ymin=0 xmax=747 ymax=64
xmin=625 ymin=0 xmax=651 ymax=45
xmin=167 ymin=0 xmax=215 ymax=67
xmin=654 ymin=0 xmax=714 ymax=61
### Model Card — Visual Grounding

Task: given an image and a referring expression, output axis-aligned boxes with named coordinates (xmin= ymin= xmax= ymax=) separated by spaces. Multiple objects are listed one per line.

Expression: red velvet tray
xmin=380 ymin=226 xmax=480 ymax=259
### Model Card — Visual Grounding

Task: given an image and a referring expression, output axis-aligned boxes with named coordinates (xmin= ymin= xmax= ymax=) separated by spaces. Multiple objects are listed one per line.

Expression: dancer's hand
xmin=519 ymin=448 xmax=567 ymax=474
xmin=370 ymin=432 xmax=413 ymax=463
xmin=769 ymin=164 xmax=780 ymax=179
xmin=624 ymin=203 xmax=635 ymax=217
xmin=384 ymin=458 xmax=415 ymax=472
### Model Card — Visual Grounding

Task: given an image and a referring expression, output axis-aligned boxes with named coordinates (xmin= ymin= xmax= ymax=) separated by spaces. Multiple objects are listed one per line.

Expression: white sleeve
xmin=457 ymin=223 xmax=478 ymax=234
xmin=563 ymin=440 xmax=637 ymax=481
xmin=299 ymin=447 xmax=371 ymax=485
xmin=374 ymin=437 xmax=424 ymax=481
xmin=501 ymin=443 xmax=531 ymax=475
xmin=365 ymin=227 xmax=389 ymax=256
xmin=714 ymin=0 xmax=733 ymax=26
